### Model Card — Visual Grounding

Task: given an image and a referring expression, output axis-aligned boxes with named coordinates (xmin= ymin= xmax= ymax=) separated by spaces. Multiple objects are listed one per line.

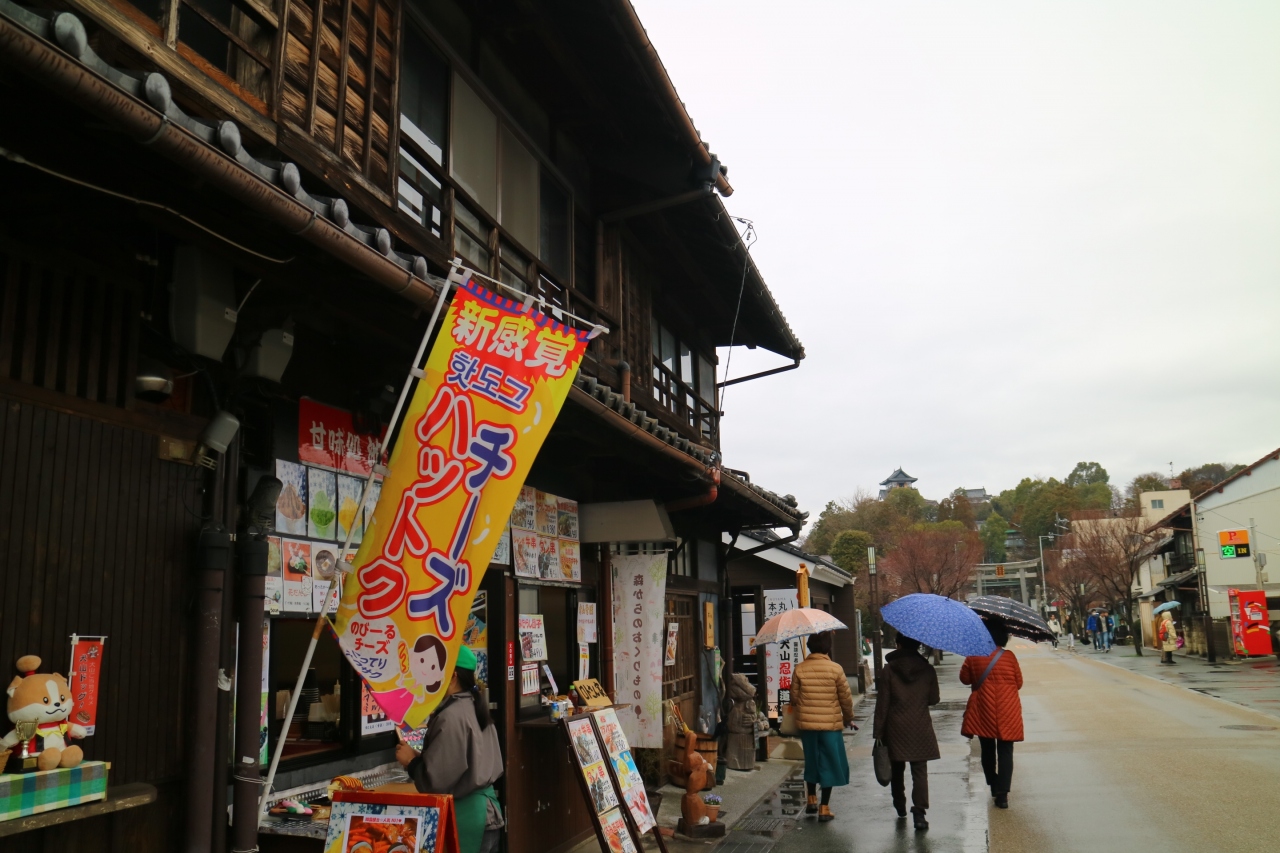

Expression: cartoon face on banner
xmin=334 ymin=276 xmax=591 ymax=730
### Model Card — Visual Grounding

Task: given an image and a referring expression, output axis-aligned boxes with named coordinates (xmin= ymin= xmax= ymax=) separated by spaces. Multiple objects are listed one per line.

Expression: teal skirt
xmin=799 ymin=730 xmax=849 ymax=788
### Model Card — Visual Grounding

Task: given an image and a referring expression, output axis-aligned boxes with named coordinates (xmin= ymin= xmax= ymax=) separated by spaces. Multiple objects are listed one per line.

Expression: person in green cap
xmin=396 ymin=645 xmax=504 ymax=853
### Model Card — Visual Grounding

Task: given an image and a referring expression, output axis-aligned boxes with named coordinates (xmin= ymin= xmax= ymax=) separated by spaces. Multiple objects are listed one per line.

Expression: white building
xmin=1193 ymin=448 xmax=1280 ymax=620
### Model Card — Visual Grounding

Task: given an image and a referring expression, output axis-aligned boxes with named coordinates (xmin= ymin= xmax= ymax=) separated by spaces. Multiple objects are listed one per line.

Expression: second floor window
xmin=652 ymin=320 xmax=717 ymax=441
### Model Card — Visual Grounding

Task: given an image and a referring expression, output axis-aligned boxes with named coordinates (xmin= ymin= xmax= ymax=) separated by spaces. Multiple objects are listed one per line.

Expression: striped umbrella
xmin=968 ymin=595 xmax=1054 ymax=643
xmin=753 ymin=608 xmax=847 ymax=646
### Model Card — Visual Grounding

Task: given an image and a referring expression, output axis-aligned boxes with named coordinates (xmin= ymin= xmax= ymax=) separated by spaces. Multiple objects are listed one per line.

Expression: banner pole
xmin=258 ymin=264 xmax=460 ymax=823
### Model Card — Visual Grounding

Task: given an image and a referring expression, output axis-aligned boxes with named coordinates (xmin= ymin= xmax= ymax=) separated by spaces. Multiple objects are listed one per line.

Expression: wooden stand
xmin=675 ymin=819 xmax=725 ymax=838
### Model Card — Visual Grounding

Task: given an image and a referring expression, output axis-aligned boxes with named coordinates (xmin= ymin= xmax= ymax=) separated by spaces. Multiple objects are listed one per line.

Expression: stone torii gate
xmin=972 ymin=559 xmax=1041 ymax=605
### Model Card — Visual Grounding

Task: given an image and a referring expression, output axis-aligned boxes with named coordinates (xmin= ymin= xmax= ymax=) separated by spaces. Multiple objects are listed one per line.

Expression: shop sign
xmin=298 ymin=398 xmax=385 ymax=476
xmin=334 ymin=277 xmax=590 ymax=729
xmin=763 ymin=589 xmax=802 ymax=718
xmin=577 ymin=603 xmax=597 ymax=643
xmin=611 ymin=553 xmax=667 ymax=748
xmin=68 ymin=635 xmax=105 ymax=735
xmin=572 ymin=678 xmax=610 ymax=707
xmin=1218 ymin=529 xmax=1251 ymax=559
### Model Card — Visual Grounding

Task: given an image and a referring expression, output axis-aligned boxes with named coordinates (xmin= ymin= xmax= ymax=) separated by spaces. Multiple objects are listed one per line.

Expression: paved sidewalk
xmin=1068 ymin=642 xmax=1280 ymax=720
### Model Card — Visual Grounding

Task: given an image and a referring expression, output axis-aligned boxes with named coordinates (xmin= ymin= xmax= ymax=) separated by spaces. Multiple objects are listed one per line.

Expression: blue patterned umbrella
xmin=881 ymin=593 xmax=997 ymax=657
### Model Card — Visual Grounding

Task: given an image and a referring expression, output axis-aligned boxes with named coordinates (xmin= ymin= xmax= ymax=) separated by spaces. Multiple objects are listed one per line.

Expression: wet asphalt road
xmin=742 ymin=641 xmax=1280 ymax=853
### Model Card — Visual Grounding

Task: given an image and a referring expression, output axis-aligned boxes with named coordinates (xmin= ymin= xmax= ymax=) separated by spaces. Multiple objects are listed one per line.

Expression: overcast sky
xmin=632 ymin=0 xmax=1280 ymax=523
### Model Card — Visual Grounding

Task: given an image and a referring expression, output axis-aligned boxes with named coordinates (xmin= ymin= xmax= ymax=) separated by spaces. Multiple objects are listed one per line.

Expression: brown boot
xmin=805 ymin=795 xmax=818 ymax=815
xmin=818 ymin=805 xmax=834 ymax=822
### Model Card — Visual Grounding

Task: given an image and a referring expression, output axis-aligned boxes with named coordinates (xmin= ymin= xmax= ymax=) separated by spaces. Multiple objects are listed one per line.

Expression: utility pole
xmin=1251 ymin=518 xmax=1266 ymax=591
xmin=868 ymin=546 xmax=882 ymax=682
xmin=1198 ymin=547 xmax=1215 ymax=664
xmin=1038 ymin=534 xmax=1056 ymax=617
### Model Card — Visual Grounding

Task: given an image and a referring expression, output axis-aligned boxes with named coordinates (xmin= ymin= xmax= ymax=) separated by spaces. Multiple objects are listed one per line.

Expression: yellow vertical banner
xmin=334 ymin=276 xmax=591 ymax=729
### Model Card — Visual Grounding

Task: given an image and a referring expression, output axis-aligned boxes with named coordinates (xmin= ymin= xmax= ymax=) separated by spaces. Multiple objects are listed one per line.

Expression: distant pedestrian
xmin=1086 ymin=612 xmax=1100 ymax=649
xmin=873 ymin=633 xmax=940 ymax=832
xmin=960 ymin=620 xmax=1024 ymax=810
xmin=1100 ymin=611 xmax=1114 ymax=652
xmin=1159 ymin=613 xmax=1178 ymax=665
xmin=1046 ymin=615 xmax=1062 ymax=648
xmin=790 ymin=631 xmax=854 ymax=822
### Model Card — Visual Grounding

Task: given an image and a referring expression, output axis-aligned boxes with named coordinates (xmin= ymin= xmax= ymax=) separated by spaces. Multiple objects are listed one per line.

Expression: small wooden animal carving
xmin=679 ymin=727 xmax=709 ymax=825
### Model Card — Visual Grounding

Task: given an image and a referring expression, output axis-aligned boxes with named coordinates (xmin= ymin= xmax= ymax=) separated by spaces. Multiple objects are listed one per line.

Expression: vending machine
xmin=1228 ymin=588 xmax=1271 ymax=657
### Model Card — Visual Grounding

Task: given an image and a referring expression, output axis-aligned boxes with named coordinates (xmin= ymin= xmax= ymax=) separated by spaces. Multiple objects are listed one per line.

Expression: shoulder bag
xmin=872 ymin=664 xmax=892 ymax=786
xmin=970 ymin=648 xmax=1004 ymax=692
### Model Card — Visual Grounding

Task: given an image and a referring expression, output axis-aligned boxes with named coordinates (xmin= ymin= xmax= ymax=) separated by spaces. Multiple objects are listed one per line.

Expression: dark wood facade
xmin=0 ymin=0 xmax=808 ymax=850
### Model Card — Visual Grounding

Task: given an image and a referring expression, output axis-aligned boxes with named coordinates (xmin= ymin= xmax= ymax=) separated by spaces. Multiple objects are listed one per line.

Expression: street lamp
xmin=868 ymin=546 xmax=882 ymax=681
xmin=1038 ymin=534 xmax=1056 ymax=616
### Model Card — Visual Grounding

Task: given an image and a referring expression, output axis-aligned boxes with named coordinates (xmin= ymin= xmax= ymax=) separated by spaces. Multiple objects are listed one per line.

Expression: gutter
xmin=0 ymin=4 xmax=442 ymax=309
xmin=612 ymin=0 xmax=733 ymax=198
xmin=717 ymin=358 xmax=801 ymax=390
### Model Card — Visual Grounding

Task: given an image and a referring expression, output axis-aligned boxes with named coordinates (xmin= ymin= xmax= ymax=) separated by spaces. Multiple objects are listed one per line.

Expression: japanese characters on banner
xmin=334 ymin=277 xmax=591 ymax=730
xmin=762 ymin=589 xmax=802 ymax=718
xmin=611 ymin=553 xmax=668 ymax=749
xmin=68 ymin=636 xmax=105 ymax=735
xmin=298 ymin=397 xmax=385 ymax=477
xmin=510 ymin=487 xmax=580 ymax=581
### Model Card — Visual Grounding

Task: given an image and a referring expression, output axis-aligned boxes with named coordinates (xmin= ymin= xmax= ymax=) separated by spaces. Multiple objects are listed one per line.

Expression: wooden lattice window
xmin=661 ymin=595 xmax=697 ymax=702
xmin=0 ymin=243 xmax=139 ymax=410
xmin=278 ymin=0 xmax=400 ymax=193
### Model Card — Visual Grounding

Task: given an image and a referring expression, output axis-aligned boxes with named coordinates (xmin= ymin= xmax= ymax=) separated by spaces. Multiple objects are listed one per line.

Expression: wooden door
xmin=662 ymin=592 xmax=698 ymax=729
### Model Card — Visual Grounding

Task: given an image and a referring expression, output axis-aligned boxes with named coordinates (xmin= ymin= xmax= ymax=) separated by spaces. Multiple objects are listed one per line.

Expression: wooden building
xmin=0 ymin=0 xmax=807 ymax=851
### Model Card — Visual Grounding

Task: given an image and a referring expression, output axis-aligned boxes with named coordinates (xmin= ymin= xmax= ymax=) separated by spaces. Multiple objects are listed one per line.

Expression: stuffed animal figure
xmin=2 ymin=655 xmax=87 ymax=770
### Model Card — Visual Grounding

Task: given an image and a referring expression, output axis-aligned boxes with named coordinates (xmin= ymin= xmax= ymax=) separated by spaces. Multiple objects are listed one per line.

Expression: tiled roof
xmin=0 ymin=1 xmax=434 ymax=280
xmin=880 ymin=468 xmax=917 ymax=486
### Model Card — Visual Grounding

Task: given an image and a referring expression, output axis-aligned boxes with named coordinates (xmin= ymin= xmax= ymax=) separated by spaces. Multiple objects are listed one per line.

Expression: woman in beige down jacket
xmin=789 ymin=631 xmax=854 ymax=822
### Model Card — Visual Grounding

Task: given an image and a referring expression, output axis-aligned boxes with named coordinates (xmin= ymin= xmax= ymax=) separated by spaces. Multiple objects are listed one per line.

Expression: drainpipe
xmin=189 ymin=523 xmax=232 ymax=853
xmin=599 ymin=546 xmax=615 ymax=703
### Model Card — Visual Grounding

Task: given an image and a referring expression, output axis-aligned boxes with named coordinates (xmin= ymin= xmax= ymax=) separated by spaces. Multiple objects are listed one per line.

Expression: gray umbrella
xmin=968 ymin=595 xmax=1055 ymax=643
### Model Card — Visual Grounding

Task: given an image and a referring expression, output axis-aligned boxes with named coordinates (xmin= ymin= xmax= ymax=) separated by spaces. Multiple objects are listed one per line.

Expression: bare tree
xmin=881 ymin=522 xmax=984 ymax=600
xmin=1045 ymin=547 xmax=1098 ymax=637
xmin=1057 ymin=512 xmax=1158 ymax=656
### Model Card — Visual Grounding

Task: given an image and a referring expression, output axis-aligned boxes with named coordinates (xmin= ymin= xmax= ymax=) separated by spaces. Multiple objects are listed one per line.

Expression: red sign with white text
xmin=298 ymin=398 xmax=386 ymax=476
xmin=69 ymin=636 xmax=105 ymax=735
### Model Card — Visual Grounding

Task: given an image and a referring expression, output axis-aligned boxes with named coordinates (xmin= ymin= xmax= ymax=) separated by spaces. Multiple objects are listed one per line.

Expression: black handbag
xmin=872 ymin=738 xmax=892 ymax=786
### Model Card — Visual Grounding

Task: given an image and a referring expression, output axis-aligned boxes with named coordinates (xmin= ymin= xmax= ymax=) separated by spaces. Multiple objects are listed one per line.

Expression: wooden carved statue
xmin=679 ymin=726 xmax=710 ymax=826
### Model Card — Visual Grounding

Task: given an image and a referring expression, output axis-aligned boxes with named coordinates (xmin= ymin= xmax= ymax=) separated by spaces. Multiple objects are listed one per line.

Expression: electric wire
xmin=0 ymin=145 xmax=295 ymax=265
xmin=717 ymin=216 xmax=756 ymax=413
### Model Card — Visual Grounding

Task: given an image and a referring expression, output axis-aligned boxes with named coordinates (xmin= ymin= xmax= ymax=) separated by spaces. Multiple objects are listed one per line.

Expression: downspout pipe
xmin=0 ymin=11 xmax=441 ymax=309
xmin=189 ymin=525 xmax=231 ymax=853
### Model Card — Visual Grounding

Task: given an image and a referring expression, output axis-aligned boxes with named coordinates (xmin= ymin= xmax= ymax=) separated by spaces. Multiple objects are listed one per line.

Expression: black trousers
xmin=979 ymin=737 xmax=1014 ymax=795
xmin=890 ymin=760 xmax=929 ymax=814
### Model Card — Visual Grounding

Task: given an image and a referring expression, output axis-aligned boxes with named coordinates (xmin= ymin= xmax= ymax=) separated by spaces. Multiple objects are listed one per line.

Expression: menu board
xmin=562 ymin=709 xmax=658 ymax=853
xmin=509 ymin=488 xmax=581 ymax=583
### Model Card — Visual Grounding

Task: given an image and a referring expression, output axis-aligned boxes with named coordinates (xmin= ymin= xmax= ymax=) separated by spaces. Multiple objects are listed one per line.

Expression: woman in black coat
xmin=872 ymin=634 xmax=940 ymax=831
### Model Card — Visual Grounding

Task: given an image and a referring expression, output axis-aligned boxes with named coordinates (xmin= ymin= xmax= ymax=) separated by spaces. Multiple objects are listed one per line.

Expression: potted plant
xmin=703 ymin=793 xmax=722 ymax=822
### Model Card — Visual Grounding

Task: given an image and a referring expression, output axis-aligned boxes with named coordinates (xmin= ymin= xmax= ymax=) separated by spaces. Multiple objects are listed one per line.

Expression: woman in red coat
xmin=959 ymin=620 xmax=1023 ymax=809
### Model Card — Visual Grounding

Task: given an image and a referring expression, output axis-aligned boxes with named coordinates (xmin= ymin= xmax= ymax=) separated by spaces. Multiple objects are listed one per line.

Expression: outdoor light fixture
xmin=193 ymin=409 xmax=241 ymax=469
xmin=134 ymin=357 xmax=175 ymax=403
xmin=245 ymin=328 xmax=294 ymax=382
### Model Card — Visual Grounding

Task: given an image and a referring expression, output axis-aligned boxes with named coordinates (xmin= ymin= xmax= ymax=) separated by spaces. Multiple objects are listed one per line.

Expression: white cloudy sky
xmin=632 ymin=0 xmax=1280 ymax=520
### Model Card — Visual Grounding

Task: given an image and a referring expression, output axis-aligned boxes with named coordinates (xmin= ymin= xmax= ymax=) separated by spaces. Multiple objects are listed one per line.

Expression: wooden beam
xmin=358 ymin=0 xmax=378 ymax=176
xmin=304 ymin=0 xmax=324 ymax=132
xmin=332 ymin=0 xmax=353 ymax=157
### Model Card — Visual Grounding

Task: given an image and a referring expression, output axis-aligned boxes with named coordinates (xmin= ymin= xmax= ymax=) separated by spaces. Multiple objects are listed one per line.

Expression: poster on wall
xmin=762 ymin=589 xmax=802 ymax=718
xmin=265 ymin=537 xmax=283 ymax=614
xmin=559 ymin=541 xmax=581 ymax=582
xmin=282 ymin=539 xmax=313 ymax=613
xmin=313 ymin=545 xmax=340 ymax=585
xmin=337 ymin=475 xmax=365 ymax=545
xmin=557 ymin=498 xmax=579 ymax=541
xmin=361 ymin=680 xmax=395 ymax=735
xmin=520 ymin=664 xmax=540 ymax=695
xmin=361 ymin=480 xmax=382 ymax=535
xmin=538 ymin=535 xmax=561 ymax=579
xmin=518 ymin=614 xmax=547 ymax=661
xmin=577 ymin=603 xmax=597 ymax=643
xmin=308 ymin=467 xmax=338 ymax=540
xmin=260 ymin=622 xmax=270 ymax=763
xmin=491 ymin=526 xmax=511 ymax=566
xmin=512 ymin=530 xmax=540 ymax=578
xmin=610 ymin=553 xmax=667 ymax=749
xmin=536 ymin=491 xmax=559 ymax=537
xmin=275 ymin=460 xmax=308 ymax=536
xmin=511 ymin=486 xmax=537 ymax=531
xmin=67 ymin=635 xmax=105 ymax=735
xmin=664 ymin=623 xmax=679 ymax=667
xmin=464 ymin=592 xmax=489 ymax=685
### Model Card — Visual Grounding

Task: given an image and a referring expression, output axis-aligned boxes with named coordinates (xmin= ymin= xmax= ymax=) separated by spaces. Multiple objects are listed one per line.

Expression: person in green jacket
xmin=396 ymin=645 xmax=504 ymax=853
